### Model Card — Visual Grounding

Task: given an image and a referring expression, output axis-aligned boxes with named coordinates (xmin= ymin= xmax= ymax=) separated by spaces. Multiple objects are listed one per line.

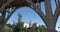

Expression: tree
xmin=13 ymin=13 xmax=24 ymax=32
xmin=7 ymin=24 xmax=12 ymax=28
xmin=3 ymin=27 xmax=13 ymax=32
xmin=3 ymin=29 xmax=7 ymax=32
xmin=36 ymin=28 xmax=40 ymax=32
xmin=39 ymin=25 xmax=47 ymax=32
xmin=12 ymin=21 xmax=16 ymax=31
xmin=8 ymin=28 xmax=13 ymax=32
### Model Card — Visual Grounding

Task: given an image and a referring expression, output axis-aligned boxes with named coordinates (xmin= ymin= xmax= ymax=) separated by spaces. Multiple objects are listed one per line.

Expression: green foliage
xmin=8 ymin=28 xmax=13 ymax=32
xmin=3 ymin=29 xmax=7 ymax=32
xmin=13 ymin=13 xmax=24 ymax=32
xmin=3 ymin=28 xmax=13 ymax=32
xmin=5 ymin=13 xmax=47 ymax=32
xmin=7 ymin=24 xmax=12 ymax=28
xmin=39 ymin=25 xmax=47 ymax=32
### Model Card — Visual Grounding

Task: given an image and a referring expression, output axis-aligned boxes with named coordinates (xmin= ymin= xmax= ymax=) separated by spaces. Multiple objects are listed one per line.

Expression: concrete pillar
xmin=46 ymin=26 xmax=56 ymax=32
xmin=0 ymin=25 xmax=4 ymax=32
xmin=0 ymin=22 xmax=5 ymax=32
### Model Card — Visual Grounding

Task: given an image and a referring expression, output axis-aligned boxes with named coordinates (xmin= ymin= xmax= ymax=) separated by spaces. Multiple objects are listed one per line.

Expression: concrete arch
xmin=0 ymin=0 xmax=60 ymax=32
xmin=7 ymin=7 xmax=46 ymax=26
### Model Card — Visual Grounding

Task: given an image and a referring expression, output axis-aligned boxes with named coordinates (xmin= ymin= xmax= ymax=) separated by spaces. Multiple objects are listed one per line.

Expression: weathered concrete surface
xmin=0 ymin=0 xmax=60 ymax=32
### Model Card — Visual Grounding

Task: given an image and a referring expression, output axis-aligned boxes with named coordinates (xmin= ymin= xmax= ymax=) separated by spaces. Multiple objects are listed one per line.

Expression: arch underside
xmin=0 ymin=0 xmax=44 ymax=8
xmin=0 ymin=0 xmax=44 ymax=22
xmin=0 ymin=0 xmax=59 ymax=27
xmin=0 ymin=0 xmax=60 ymax=27
xmin=0 ymin=0 xmax=44 ymax=32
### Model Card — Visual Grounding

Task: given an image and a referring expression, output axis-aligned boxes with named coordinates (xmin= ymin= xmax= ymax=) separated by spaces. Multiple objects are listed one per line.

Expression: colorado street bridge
xmin=0 ymin=0 xmax=60 ymax=32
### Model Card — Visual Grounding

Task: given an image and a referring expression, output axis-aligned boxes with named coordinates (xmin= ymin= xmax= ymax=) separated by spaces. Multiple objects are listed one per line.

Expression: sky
xmin=7 ymin=0 xmax=60 ymax=31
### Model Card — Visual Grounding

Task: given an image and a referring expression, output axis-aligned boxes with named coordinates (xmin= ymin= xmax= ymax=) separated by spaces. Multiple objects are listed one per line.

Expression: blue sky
xmin=7 ymin=0 xmax=60 ymax=31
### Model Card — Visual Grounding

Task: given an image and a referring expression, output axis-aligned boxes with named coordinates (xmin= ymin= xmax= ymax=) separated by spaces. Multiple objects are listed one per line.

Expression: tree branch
xmin=26 ymin=0 xmax=47 ymax=22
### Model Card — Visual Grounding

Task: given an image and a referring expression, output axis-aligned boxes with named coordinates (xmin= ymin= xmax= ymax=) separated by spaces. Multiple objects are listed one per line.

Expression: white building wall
xmin=23 ymin=23 xmax=29 ymax=28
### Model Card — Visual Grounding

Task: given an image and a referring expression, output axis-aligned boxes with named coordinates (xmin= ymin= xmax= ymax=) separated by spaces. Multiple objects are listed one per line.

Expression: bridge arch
xmin=7 ymin=7 xmax=46 ymax=28
xmin=0 ymin=0 xmax=60 ymax=32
